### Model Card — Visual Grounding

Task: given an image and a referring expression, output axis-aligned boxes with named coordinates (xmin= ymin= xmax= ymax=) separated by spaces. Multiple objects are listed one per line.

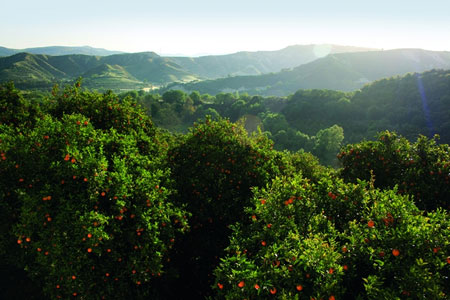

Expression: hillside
xmin=0 ymin=44 xmax=375 ymax=91
xmin=2 ymin=46 xmax=450 ymax=93
xmin=137 ymin=69 xmax=450 ymax=160
xmin=169 ymin=44 xmax=375 ymax=78
xmin=0 ymin=52 xmax=199 ymax=90
xmin=167 ymin=49 xmax=450 ymax=95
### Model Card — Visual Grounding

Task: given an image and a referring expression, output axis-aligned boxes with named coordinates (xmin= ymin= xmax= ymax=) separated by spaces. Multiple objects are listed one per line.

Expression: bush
xmin=166 ymin=117 xmax=287 ymax=298
xmin=339 ymin=131 xmax=450 ymax=210
xmin=214 ymin=174 xmax=449 ymax=299
xmin=0 ymin=84 xmax=188 ymax=298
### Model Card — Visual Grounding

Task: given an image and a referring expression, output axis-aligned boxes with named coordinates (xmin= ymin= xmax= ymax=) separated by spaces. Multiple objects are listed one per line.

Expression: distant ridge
xmin=0 ymin=44 xmax=374 ymax=90
xmin=166 ymin=48 xmax=450 ymax=96
xmin=1 ymin=45 xmax=449 ymax=93
xmin=168 ymin=44 xmax=376 ymax=79
xmin=0 ymin=45 xmax=124 ymax=57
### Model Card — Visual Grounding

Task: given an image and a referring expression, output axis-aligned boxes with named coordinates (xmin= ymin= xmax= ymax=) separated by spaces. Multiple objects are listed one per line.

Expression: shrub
xmin=166 ymin=117 xmax=287 ymax=298
xmin=339 ymin=131 xmax=450 ymax=210
xmin=214 ymin=174 xmax=449 ymax=299
xmin=0 ymin=84 xmax=188 ymax=298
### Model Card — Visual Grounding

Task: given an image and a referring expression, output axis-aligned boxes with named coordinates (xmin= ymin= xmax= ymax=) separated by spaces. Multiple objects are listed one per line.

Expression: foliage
xmin=0 ymin=82 xmax=188 ymax=298
xmin=1 ymin=81 xmax=449 ymax=298
xmin=214 ymin=174 xmax=450 ymax=299
xmin=339 ymin=131 xmax=450 ymax=210
xmin=165 ymin=117 xmax=287 ymax=298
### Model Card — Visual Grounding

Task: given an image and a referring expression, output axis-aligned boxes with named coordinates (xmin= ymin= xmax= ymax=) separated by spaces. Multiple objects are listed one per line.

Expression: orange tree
xmin=0 ymin=82 xmax=45 ymax=299
xmin=214 ymin=174 xmax=449 ymax=299
xmin=165 ymin=117 xmax=287 ymax=298
xmin=339 ymin=131 xmax=450 ymax=211
xmin=0 ymin=83 xmax=188 ymax=298
xmin=0 ymin=81 xmax=40 ymax=128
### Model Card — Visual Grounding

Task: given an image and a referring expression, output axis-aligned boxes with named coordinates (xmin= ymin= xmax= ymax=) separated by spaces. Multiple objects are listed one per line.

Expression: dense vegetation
xmin=1 ymin=81 xmax=449 ymax=299
xmin=128 ymin=69 xmax=450 ymax=166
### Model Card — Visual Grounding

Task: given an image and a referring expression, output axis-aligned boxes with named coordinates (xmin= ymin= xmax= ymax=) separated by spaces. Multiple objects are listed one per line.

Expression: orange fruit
xmin=392 ymin=249 xmax=400 ymax=257
xmin=238 ymin=281 xmax=245 ymax=288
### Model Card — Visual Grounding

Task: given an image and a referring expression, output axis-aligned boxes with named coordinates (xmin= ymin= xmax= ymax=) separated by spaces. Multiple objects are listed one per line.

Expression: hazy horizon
xmin=1 ymin=0 xmax=449 ymax=56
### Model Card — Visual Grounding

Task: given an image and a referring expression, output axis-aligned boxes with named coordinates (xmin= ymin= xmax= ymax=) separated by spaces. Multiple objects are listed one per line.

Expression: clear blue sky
xmin=1 ymin=0 xmax=449 ymax=55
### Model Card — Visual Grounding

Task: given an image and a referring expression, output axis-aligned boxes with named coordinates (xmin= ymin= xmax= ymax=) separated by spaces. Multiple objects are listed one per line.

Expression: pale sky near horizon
xmin=1 ymin=0 xmax=449 ymax=56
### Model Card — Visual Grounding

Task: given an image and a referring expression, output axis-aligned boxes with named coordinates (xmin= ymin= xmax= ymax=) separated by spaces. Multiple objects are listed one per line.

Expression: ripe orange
xmin=254 ymin=284 xmax=260 ymax=290
xmin=270 ymin=287 xmax=277 ymax=294
xmin=238 ymin=281 xmax=245 ymax=288
xmin=392 ymin=249 xmax=400 ymax=257
xmin=296 ymin=284 xmax=303 ymax=291
xmin=368 ymin=220 xmax=375 ymax=228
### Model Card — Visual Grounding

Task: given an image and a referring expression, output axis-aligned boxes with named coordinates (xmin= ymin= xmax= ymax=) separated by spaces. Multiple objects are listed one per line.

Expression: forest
xmin=0 ymin=75 xmax=449 ymax=299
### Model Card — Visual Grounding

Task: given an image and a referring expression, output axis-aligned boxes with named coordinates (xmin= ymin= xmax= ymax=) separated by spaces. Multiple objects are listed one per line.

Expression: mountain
xmin=165 ymin=49 xmax=450 ymax=96
xmin=2 ymin=46 xmax=449 ymax=93
xmin=169 ymin=44 xmax=375 ymax=78
xmin=0 ymin=46 xmax=124 ymax=57
xmin=0 ymin=52 xmax=200 ymax=90
xmin=0 ymin=44 xmax=373 ymax=90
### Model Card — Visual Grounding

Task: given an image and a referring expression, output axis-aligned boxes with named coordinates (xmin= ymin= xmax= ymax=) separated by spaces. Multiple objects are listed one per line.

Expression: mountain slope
xmin=103 ymin=53 xmax=199 ymax=83
xmin=169 ymin=44 xmax=375 ymax=78
xmin=0 ymin=52 xmax=200 ymax=89
xmin=168 ymin=49 xmax=450 ymax=96
xmin=81 ymin=63 xmax=144 ymax=90
xmin=0 ymin=53 xmax=68 ymax=87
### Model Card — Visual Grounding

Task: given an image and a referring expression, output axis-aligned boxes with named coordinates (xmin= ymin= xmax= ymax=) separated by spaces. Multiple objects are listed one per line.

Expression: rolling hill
xmin=0 ymin=52 xmax=200 ymax=90
xmin=165 ymin=49 xmax=450 ymax=96
xmin=169 ymin=44 xmax=375 ymax=78
xmin=1 ymin=46 xmax=450 ymax=93
xmin=0 ymin=44 xmax=375 ymax=90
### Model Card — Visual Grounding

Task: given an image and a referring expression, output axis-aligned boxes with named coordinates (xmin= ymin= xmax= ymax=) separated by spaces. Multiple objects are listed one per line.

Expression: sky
xmin=1 ymin=0 xmax=449 ymax=56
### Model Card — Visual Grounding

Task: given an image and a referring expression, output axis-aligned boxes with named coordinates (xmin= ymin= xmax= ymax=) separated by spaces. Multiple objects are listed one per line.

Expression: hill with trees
xmin=128 ymin=69 xmax=450 ymax=166
xmin=0 ymin=52 xmax=199 ymax=90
